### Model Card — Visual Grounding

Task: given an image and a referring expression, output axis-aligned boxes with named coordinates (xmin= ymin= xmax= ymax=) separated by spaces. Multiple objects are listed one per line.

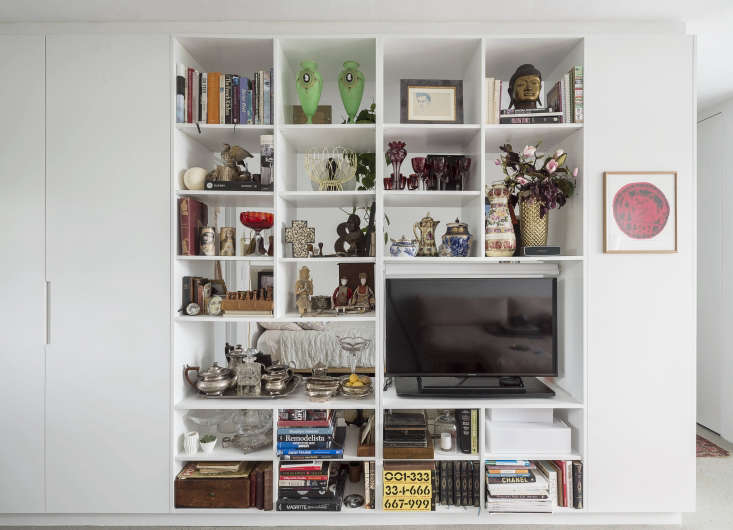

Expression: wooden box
xmin=174 ymin=476 xmax=250 ymax=508
xmin=383 ymin=433 xmax=434 ymax=460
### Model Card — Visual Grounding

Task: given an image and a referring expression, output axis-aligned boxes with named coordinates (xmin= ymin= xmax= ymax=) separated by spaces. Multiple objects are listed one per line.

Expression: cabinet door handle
xmin=45 ymin=280 xmax=50 ymax=345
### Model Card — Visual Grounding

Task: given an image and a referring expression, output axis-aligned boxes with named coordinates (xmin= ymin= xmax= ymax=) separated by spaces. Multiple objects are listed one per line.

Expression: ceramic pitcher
xmin=413 ymin=212 xmax=440 ymax=257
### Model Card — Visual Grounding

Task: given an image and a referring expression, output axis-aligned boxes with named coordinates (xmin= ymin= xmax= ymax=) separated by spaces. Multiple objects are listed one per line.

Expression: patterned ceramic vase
xmin=485 ymin=182 xmax=517 ymax=257
xmin=296 ymin=60 xmax=323 ymax=124
xmin=338 ymin=60 xmax=365 ymax=124
xmin=519 ymin=193 xmax=549 ymax=247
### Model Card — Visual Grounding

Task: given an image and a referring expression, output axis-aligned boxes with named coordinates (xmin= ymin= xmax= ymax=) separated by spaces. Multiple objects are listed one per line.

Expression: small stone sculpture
xmin=335 ymin=213 xmax=364 ymax=256
xmin=508 ymin=64 xmax=543 ymax=110
xmin=207 ymin=143 xmax=254 ymax=182
xmin=295 ymin=266 xmax=313 ymax=316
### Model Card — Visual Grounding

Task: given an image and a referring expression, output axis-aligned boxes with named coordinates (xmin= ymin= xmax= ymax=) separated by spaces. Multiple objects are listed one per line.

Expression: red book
xmin=178 ymin=198 xmax=208 ymax=256
xmin=277 ymin=419 xmax=332 ymax=428
xmin=263 ymin=463 xmax=273 ymax=511
xmin=255 ymin=467 xmax=264 ymax=509
xmin=279 ymin=463 xmax=324 ymax=472
xmin=554 ymin=460 xmax=567 ymax=507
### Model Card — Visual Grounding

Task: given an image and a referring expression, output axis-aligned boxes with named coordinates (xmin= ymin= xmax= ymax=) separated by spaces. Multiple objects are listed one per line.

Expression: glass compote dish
xmin=336 ymin=333 xmax=373 ymax=398
xmin=239 ymin=211 xmax=273 ymax=256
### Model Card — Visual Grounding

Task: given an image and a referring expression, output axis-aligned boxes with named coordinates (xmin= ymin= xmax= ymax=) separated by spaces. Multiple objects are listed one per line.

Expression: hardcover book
xmin=178 ymin=197 xmax=207 ymax=256
xmin=207 ymin=72 xmax=220 ymax=124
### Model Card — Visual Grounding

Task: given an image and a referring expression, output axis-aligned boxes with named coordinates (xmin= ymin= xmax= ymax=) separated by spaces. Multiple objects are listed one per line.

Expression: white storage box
xmin=487 ymin=408 xmax=554 ymax=424
xmin=487 ymin=418 xmax=571 ymax=454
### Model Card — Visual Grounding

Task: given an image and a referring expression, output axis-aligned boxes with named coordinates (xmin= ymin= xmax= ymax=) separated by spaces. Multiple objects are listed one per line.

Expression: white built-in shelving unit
xmin=172 ymin=34 xmax=585 ymax=523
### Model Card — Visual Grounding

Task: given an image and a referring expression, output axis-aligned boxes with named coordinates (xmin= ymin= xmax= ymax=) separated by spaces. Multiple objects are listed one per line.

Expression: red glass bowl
xmin=240 ymin=211 xmax=274 ymax=231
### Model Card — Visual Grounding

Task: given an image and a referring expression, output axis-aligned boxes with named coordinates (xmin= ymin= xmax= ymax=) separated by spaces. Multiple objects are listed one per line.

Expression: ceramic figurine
xmin=338 ymin=61 xmax=365 ymax=124
xmin=508 ymin=64 xmax=543 ymax=110
xmin=441 ymin=218 xmax=473 ymax=257
xmin=200 ymin=227 xmax=216 ymax=256
xmin=219 ymin=227 xmax=235 ymax=256
xmin=332 ymin=277 xmax=353 ymax=310
xmin=413 ymin=212 xmax=440 ymax=257
xmin=485 ymin=182 xmax=517 ymax=257
xmin=389 ymin=235 xmax=418 ymax=257
xmin=349 ymin=272 xmax=375 ymax=310
xmin=295 ymin=266 xmax=313 ymax=316
xmin=296 ymin=60 xmax=323 ymax=124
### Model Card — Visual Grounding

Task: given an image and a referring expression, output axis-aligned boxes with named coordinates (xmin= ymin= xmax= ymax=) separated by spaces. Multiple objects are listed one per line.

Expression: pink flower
xmin=522 ymin=145 xmax=536 ymax=158
xmin=517 ymin=176 xmax=528 ymax=185
xmin=554 ymin=149 xmax=565 ymax=158
xmin=494 ymin=158 xmax=501 ymax=165
xmin=572 ymin=167 xmax=579 ymax=177
xmin=546 ymin=159 xmax=558 ymax=173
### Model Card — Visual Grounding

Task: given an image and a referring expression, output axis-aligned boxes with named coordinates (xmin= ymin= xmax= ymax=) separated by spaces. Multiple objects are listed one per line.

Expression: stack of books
xmin=434 ymin=461 xmax=481 ymax=508
xmin=384 ymin=411 xmax=428 ymax=448
xmin=485 ymin=66 xmax=583 ymax=124
xmin=455 ymin=409 xmax=479 ymax=454
xmin=176 ymin=65 xmax=273 ymax=125
xmin=276 ymin=461 xmax=346 ymax=511
xmin=277 ymin=409 xmax=345 ymax=460
xmin=485 ymin=460 xmax=551 ymax=513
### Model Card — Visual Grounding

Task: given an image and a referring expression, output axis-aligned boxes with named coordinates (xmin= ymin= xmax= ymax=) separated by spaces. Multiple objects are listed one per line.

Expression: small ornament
xmin=208 ymin=296 xmax=223 ymax=316
xmin=219 ymin=227 xmax=235 ymax=256
xmin=335 ymin=214 xmax=364 ymax=256
xmin=200 ymin=227 xmax=216 ymax=256
xmin=185 ymin=302 xmax=201 ymax=316
xmin=284 ymin=220 xmax=316 ymax=258
xmin=338 ymin=61 xmax=365 ymax=124
xmin=508 ymin=64 xmax=543 ymax=110
xmin=295 ymin=266 xmax=313 ymax=316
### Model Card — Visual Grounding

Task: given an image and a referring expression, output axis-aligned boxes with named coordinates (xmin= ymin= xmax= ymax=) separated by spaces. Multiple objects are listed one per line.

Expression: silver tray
xmin=202 ymin=375 xmax=302 ymax=399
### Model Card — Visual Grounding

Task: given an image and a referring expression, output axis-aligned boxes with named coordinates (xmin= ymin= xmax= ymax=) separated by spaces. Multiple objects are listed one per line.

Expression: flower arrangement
xmin=497 ymin=142 xmax=578 ymax=218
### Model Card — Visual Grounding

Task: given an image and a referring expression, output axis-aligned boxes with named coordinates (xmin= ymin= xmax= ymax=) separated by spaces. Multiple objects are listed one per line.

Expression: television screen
xmin=385 ymin=278 xmax=557 ymax=376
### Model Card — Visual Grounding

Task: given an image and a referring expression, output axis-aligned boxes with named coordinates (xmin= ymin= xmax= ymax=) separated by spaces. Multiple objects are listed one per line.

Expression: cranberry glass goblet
xmin=240 ymin=211 xmax=274 ymax=256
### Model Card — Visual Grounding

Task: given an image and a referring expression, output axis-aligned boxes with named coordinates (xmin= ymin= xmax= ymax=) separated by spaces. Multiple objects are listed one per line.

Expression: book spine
xmin=572 ymin=461 xmax=583 ymax=509
xmin=176 ymin=64 xmax=185 ymax=123
xmin=279 ymin=409 xmax=329 ymax=421
xmin=193 ymin=70 xmax=199 ymax=123
xmin=239 ymin=85 xmax=246 ymax=125
xmin=499 ymin=115 xmax=563 ymax=124
xmin=186 ymin=67 xmax=193 ymax=123
xmin=463 ymin=462 xmax=470 ymax=506
xmin=277 ymin=427 xmax=333 ymax=435
xmin=470 ymin=410 xmax=478 ymax=454
xmin=178 ymin=198 xmax=193 ymax=255
xmin=277 ymin=420 xmax=331 ymax=428
xmin=277 ymin=448 xmax=342 ymax=455
xmin=562 ymin=73 xmax=570 ymax=124
xmin=269 ymin=67 xmax=274 ymax=124
xmin=201 ymin=73 xmax=207 ymax=122
xmin=453 ymin=460 xmax=460 ymax=505
xmin=493 ymin=80 xmax=501 ymax=124
xmin=250 ymin=469 xmax=257 ymax=507
xmin=276 ymin=499 xmax=341 ymax=511
xmin=207 ymin=72 xmax=219 ymax=124
xmin=460 ymin=410 xmax=471 ymax=453
xmin=277 ymin=434 xmax=330 ymax=442
xmin=247 ymin=90 xmax=253 ymax=124
xmin=444 ymin=461 xmax=452 ymax=506
xmin=264 ymin=464 xmax=273 ymax=511
xmin=232 ymin=75 xmax=240 ymax=124
xmin=219 ymin=74 xmax=225 ymax=124
xmin=181 ymin=276 xmax=192 ymax=310
xmin=369 ymin=462 xmax=375 ymax=509
xmin=500 ymin=107 xmax=555 ymax=114
xmin=364 ymin=462 xmax=370 ymax=509
xmin=224 ymin=74 xmax=232 ymax=124
xmin=277 ymin=441 xmax=332 ymax=450
xmin=255 ymin=468 xmax=264 ymax=509
xmin=277 ymin=474 xmax=328 ymax=481
xmin=485 ymin=460 xmax=531 ymax=466
xmin=259 ymin=71 xmax=264 ymax=124
xmin=278 ymin=479 xmax=327 ymax=487
xmin=431 ymin=468 xmax=437 ymax=510
xmin=573 ymin=65 xmax=584 ymax=123
xmin=472 ymin=462 xmax=480 ymax=507
xmin=488 ymin=494 xmax=549 ymax=500
xmin=278 ymin=454 xmax=339 ymax=460
xmin=264 ymin=70 xmax=271 ymax=126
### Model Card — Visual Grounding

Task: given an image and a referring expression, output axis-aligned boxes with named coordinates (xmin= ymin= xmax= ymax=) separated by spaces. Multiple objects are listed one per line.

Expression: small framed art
xmin=603 ymin=171 xmax=677 ymax=253
xmin=400 ymin=79 xmax=463 ymax=124
xmin=257 ymin=270 xmax=274 ymax=290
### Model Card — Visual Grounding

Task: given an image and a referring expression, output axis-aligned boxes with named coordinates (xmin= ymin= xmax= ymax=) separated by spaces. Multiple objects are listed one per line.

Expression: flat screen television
xmin=385 ymin=278 xmax=558 ymax=380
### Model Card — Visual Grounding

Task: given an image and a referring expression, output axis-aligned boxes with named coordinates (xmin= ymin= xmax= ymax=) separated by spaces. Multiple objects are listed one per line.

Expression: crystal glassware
xmin=383 ymin=176 xmax=394 ymax=190
xmin=430 ymin=156 xmax=446 ymax=190
xmin=456 ymin=157 xmax=472 ymax=191
xmin=386 ymin=140 xmax=407 ymax=188
xmin=434 ymin=409 xmax=457 ymax=453
xmin=396 ymin=173 xmax=407 ymax=190
xmin=240 ymin=211 xmax=273 ymax=256
xmin=408 ymin=173 xmax=419 ymax=190
xmin=234 ymin=348 xmax=262 ymax=395
xmin=336 ymin=334 xmax=372 ymax=376
xmin=411 ymin=157 xmax=427 ymax=190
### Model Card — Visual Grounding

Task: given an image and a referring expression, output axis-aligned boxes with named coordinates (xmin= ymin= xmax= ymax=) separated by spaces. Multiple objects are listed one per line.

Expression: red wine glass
xmin=240 ymin=211 xmax=274 ymax=256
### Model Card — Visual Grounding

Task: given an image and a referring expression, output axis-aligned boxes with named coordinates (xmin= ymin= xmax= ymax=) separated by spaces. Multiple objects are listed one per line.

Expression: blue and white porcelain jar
xmin=389 ymin=235 xmax=418 ymax=257
xmin=441 ymin=218 xmax=473 ymax=257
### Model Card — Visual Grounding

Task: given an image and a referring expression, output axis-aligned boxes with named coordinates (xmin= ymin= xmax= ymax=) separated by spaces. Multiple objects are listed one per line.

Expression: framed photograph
xmin=257 ymin=270 xmax=273 ymax=290
xmin=603 ymin=171 xmax=677 ymax=253
xmin=400 ymin=79 xmax=463 ymax=124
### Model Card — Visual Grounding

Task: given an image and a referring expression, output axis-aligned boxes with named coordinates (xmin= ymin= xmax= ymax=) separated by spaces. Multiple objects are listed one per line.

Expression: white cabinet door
xmin=697 ymin=113 xmax=724 ymax=434
xmin=0 ymin=35 xmax=46 ymax=514
xmin=585 ymin=35 xmax=696 ymax=512
xmin=45 ymin=34 xmax=170 ymax=513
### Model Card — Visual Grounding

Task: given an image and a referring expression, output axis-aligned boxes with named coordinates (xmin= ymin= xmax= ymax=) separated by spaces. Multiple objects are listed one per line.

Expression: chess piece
xmin=295 ymin=266 xmax=313 ymax=316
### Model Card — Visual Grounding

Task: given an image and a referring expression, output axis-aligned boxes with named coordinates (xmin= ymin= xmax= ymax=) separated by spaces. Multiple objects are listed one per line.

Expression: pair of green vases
xmin=296 ymin=60 xmax=364 ymax=124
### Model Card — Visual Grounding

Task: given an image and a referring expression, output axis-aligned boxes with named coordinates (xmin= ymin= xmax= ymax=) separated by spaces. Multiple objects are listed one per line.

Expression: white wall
xmin=585 ymin=35 xmax=696 ymax=512
xmin=697 ymin=96 xmax=733 ymax=441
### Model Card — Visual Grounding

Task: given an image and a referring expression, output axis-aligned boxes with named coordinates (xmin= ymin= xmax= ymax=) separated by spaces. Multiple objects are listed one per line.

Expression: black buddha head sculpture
xmin=508 ymin=64 xmax=543 ymax=110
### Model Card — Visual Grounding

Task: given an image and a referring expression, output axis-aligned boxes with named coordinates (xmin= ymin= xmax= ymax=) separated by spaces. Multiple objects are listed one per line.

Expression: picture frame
xmin=603 ymin=171 xmax=678 ymax=254
xmin=257 ymin=270 xmax=274 ymax=290
xmin=400 ymin=79 xmax=463 ymax=124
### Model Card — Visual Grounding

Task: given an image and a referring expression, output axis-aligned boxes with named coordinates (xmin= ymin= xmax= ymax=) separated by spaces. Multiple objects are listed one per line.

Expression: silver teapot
xmin=184 ymin=362 xmax=236 ymax=396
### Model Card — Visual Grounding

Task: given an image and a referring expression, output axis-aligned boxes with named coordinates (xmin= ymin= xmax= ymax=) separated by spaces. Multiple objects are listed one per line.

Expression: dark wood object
xmin=383 ymin=434 xmax=434 ymax=460
xmin=174 ymin=477 xmax=250 ymax=508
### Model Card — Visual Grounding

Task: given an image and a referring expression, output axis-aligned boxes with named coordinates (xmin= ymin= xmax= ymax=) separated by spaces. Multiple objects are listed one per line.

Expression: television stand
xmin=394 ymin=376 xmax=556 ymax=398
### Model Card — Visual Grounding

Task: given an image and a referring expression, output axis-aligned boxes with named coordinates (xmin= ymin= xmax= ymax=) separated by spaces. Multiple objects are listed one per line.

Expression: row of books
xmin=434 ymin=460 xmax=481 ymax=508
xmin=180 ymin=275 xmax=225 ymax=315
xmin=485 ymin=459 xmax=583 ymax=513
xmin=276 ymin=409 xmax=346 ymax=460
xmin=456 ymin=409 xmax=479 ymax=454
xmin=176 ymin=65 xmax=273 ymax=125
xmin=484 ymin=65 xmax=584 ymax=124
xmin=175 ymin=461 xmax=272 ymax=510
xmin=277 ymin=461 xmax=343 ymax=511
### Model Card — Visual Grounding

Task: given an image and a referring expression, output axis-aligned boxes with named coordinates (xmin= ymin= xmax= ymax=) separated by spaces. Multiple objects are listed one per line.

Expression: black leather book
xmin=453 ymin=461 xmax=460 ymax=505
xmin=472 ymin=462 xmax=480 ymax=507
xmin=572 ymin=461 xmax=583 ymax=509
xmin=466 ymin=462 xmax=473 ymax=507
xmin=431 ymin=469 xmax=437 ymax=511
xmin=446 ymin=461 xmax=454 ymax=505
xmin=440 ymin=461 xmax=448 ymax=505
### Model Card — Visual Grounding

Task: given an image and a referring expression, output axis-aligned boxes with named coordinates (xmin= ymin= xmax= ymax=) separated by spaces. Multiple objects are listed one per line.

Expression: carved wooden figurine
xmin=295 ymin=266 xmax=313 ymax=316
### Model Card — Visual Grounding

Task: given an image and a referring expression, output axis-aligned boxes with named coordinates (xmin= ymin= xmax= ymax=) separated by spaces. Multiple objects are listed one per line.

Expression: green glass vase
xmin=296 ymin=60 xmax=323 ymax=124
xmin=338 ymin=60 xmax=365 ymax=124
